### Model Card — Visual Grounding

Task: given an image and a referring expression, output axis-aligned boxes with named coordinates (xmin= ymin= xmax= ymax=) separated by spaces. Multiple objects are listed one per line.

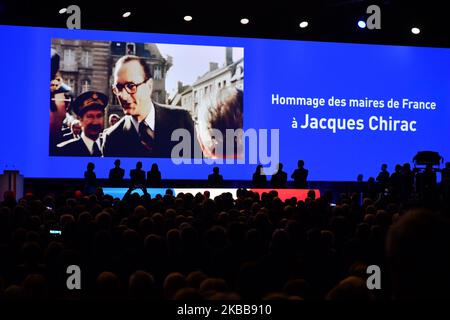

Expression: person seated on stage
xmin=271 ymin=163 xmax=287 ymax=188
xmin=84 ymin=162 xmax=97 ymax=195
xmin=109 ymin=159 xmax=125 ymax=186
xmin=291 ymin=160 xmax=309 ymax=189
xmin=130 ymin=161 xmax=146 ymax=187
xmin=208 ymin=167 xmax=224 ymax=187
xmin=147 ymin=163 xmax=162 ymax=187
xmin=252 ymin=165 xmax=267 ymax=188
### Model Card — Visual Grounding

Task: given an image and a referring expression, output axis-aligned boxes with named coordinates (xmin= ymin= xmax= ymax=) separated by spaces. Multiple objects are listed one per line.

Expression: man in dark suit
xmin=57 ymin=91 xmax=107 ymax=157
xmin=103 ymin=55 xmax=200 ymax=158
xmin=208 ymin=167 xmax=224 ymax=187
xmin=291 ymin=160 xmax=309 ymax=189
xmin=130 ymin=161 xmax=146 ymax=187
xmin=109 ymin=159 xmax=125 ymax=185
xmin=124 ymin=161 xmax=148 ymax=196
xmin=271 ymin=163 xmax=288 ymax=188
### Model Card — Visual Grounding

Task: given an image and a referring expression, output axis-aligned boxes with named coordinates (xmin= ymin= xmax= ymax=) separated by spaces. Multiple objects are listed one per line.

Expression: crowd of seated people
xmin=0 ymin=160 xmax=449 ymax=300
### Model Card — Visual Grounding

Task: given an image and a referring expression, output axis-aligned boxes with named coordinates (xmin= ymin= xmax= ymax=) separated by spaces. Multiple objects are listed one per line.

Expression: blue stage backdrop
xmin=0 ymin=25 xmax=449 ymax=181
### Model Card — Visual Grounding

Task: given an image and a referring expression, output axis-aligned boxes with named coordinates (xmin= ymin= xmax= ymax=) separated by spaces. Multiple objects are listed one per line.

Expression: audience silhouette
xmin=0 ymin=157 xmax=448 ymax=301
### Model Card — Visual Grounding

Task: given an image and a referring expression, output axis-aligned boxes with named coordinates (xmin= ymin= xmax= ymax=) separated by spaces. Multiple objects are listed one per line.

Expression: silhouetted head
xmin=174 ymin=288 xmax=203 ymax=300
xmin=298 ymin=160 xmax=304 ymax=168
xmin=213 ymin=167 xmax=219 ymax=174
xmin=283 ymin=279 xmax=312 ymax=299
xmin=278 ymin=163 xmax=283 ymax=171
xmin=96 ymin=272 xmax=121 ymax=298
xmin=87 ymin=162 xmax=95 ymax=171
xmin=22 ymin=274 xmax=48 ymax=299
xmin=164 ymin=272 xmax=186 ymax=299
xmin=326 ymin=276 xmax=373 ymax=300
xmin=186 ymin=271 xmax=208 ymax=289
xmin=129 ymin=270 xmax=155 ymax=299
xmin=381 ymin=164 xmax=387 ymax=171
xmin=199 ymin=278 xmax=228 ymax=296
xmin=386 ymin=209 xmax=450 ymax=299
xmin=114 ymin=159 xmax=120 ymax=167
xmin=136 ymin=161 xmax=142 ymax=169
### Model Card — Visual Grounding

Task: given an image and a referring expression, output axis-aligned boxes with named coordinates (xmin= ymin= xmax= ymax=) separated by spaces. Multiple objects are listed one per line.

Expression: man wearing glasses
xmin=102 ymin=55 xmax=199 ymax=158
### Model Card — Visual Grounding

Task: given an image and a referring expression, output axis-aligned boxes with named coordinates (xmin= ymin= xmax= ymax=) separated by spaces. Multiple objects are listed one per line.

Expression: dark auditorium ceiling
xmin=0 ymin=0 xmax=449 ymax=48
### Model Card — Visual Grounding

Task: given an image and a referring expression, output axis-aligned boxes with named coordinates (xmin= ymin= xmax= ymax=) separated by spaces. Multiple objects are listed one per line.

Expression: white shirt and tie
xmin=81 ymin=132 xmax=103 ymax=156
xmin=130 ymin=102 xmax=155 ymax=132
xmin=130 ymin=103 xmax=156 ymax=150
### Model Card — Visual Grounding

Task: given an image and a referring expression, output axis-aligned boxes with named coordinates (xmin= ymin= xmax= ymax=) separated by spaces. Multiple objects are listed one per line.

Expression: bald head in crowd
xmin=386 ymin=209 xmax=450 ymax=299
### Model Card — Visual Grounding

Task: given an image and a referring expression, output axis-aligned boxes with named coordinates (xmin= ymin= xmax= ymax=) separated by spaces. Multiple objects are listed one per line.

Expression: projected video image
xmin=2 ymin=24 xmax=449 ymax=180
xmin=49 ymin=40 xmax=244 ymax=158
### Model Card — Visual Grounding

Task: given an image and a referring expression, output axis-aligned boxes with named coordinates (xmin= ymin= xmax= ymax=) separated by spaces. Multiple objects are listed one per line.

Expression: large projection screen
xmin=0 ymin=25 xmax=449 ymax=181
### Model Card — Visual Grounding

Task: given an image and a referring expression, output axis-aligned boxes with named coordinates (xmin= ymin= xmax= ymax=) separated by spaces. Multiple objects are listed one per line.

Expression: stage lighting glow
xmin=184 ymin=15 xmax=193 ymax=21
xmin=299 ymin=21 xmax=309 ymax=28
xmin=240 ymin=18 xmax=249 ymax=25
xmin=59 ymin=8 xmax=67 ymax=14
xmin=122 ymin=12 xmax=131 ymax=18
xmin=411 ymin=27 xmax=420 ymax=34
xmin=358 ymin=20 xmax=366 ymax=28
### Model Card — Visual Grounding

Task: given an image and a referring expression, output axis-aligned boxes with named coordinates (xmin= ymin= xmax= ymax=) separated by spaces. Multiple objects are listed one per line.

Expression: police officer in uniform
xmin=57 ymin=91 xmax=108 ymax=157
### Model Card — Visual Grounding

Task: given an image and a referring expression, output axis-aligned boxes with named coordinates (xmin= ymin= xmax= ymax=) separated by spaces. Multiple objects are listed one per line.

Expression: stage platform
xmin=102 ymin=187 xmax=321 ymax=201
xmin=23 ymin=178 xmax=366 ymax=201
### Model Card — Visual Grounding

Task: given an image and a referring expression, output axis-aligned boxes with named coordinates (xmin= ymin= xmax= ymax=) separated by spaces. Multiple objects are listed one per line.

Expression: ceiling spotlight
xmin=184 ymin=15 xmax=193 ymax=22
xmin=122 ymin=12 xmax=131 ymax=18
xmin=299 ymin=21 xmax=308 ymax=28
xmin=59 ymin=8 xmax=67 ymax=14
xmin=240 ymin=18 xmax=249 ymax=25
xmin=411 ymin=27 xmax=420 ymax=34
xmin=358 ymin=20 xmax=366 ymax=29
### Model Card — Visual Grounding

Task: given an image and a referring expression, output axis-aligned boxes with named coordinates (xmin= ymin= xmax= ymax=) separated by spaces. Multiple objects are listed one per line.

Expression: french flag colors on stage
xmin=102 ymin=187 xmax=320 ymax=201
